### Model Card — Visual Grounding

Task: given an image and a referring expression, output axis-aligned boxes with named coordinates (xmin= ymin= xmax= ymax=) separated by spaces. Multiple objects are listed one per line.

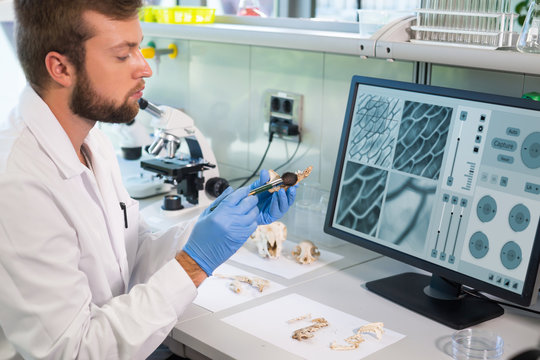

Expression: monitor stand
xmin=366 ymin=272 xmax=504 ymax=329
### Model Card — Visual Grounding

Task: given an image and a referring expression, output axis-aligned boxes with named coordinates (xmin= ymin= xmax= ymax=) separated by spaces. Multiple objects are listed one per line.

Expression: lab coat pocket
xmin=124 ymin=201 xmax=140 ymax=271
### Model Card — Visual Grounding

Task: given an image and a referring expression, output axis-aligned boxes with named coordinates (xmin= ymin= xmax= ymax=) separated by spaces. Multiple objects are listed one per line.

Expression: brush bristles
xmin=281 ymin=172 xmax=298 ymax=186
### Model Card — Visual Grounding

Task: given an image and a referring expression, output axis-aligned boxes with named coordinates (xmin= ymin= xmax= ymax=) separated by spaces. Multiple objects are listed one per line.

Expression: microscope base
xmin=140 ymin=197 xmax=206 ymax=232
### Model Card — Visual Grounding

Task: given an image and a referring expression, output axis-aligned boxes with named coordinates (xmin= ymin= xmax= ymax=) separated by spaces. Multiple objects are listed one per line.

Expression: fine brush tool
xmin=248 ymin=171 xmax=297 ymax=196
xmin=209 ymin=172 xmax=298 ymax=211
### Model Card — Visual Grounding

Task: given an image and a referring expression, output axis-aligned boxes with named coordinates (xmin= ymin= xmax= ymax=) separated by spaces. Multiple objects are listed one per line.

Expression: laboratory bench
xmin=131 ymin=171 xmax=540 ymax=360
xmin=132 ymin=13 xmax=540 ymax=359
xmin=163 ymin=252 xmax=540 ymax=360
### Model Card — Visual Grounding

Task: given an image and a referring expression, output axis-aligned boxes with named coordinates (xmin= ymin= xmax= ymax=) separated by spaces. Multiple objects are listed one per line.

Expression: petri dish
xmin=452 ymin=328 xmax=504 ymax=360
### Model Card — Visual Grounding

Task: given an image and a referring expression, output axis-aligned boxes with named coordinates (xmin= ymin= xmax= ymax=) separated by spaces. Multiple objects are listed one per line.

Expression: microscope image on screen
xmin=379 ymin=174 xmax=437 ymax=254
xmin=326 ymin=76 xmax=540 ymax=328
xmin=337 ymin=95 xmax=453 ymax=255
xmin=393 ymin=101 xmax=452 ymax=180
xmin=346 ymin=93 xmax=401 ymax=168
xmin=336 ymin=163 xmax=386 ymax=237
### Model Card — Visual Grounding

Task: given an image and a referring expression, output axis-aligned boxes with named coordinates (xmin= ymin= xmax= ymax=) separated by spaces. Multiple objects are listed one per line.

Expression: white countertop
xmin=168 ymin=253 xmax=540 ymax=359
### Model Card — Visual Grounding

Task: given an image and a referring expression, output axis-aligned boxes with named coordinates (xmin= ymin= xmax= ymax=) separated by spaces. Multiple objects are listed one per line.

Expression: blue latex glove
xmin=249 ymin=169 xmax=297 ymax=225
xmin=200 ymin=185 xmax=234 ymax=217
xmin=183 ymin=186 xmax=258 ymax=276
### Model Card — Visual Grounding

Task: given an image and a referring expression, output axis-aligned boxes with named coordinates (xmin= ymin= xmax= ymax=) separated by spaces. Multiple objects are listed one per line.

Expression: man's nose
xmin=136 ymin=50 xmax=153 ymax=78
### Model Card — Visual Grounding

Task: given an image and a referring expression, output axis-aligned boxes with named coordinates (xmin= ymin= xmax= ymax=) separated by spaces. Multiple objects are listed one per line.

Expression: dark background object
xmin=510 ymin=349 xmax=540 ymax=360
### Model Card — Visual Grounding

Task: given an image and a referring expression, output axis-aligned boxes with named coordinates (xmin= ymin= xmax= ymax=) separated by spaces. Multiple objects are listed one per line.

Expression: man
xmin=0 ymin=1 xmax=296 ymax=359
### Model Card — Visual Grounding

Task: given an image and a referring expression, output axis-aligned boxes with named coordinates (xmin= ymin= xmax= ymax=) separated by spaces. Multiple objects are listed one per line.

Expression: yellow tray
xmin=139 ymin=6 xmax=157 ymax=22
xmin=141 ymin=6 xmax=216 ymax=24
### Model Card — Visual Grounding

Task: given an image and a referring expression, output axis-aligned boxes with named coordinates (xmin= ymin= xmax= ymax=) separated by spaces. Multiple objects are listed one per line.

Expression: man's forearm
xmin=175 ymin=251 xmax=208 ymax=287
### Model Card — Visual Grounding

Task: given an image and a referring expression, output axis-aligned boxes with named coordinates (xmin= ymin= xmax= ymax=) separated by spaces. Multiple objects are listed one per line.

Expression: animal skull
xmin=292 ymin=240 xmax=320 ymax=264
xmin=249 ymin=221 xmax=287 ymax=259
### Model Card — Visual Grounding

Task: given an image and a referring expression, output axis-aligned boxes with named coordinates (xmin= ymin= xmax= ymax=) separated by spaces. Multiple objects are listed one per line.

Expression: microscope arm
xmin=140 ymin=99 xmax=223 ymax=207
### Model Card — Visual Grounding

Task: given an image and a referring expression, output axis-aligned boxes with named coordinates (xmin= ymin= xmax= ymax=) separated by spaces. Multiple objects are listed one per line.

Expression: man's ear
xmin=44 ymin=51 xmax=75 ymax=88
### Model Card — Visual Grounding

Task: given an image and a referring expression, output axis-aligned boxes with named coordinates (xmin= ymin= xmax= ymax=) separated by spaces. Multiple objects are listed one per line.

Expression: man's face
xmin=70 ymin=11 xmax=152 ymax=123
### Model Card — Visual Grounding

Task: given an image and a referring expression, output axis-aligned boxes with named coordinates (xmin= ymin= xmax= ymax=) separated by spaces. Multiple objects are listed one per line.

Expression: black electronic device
xmin=324 ymin=75 xmax=540 ymax=329
xmin=141 ymin=157 xmax=214 ymax=205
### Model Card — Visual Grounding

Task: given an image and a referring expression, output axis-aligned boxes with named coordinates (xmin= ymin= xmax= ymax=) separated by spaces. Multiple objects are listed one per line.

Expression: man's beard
xmin=70 ymin=67 xmax=142 ymax=124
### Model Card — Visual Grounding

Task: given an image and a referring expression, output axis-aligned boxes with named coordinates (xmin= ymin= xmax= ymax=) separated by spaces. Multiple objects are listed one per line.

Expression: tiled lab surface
xmin=144 ymin=37 xmax=190 ymax=110
xmin=187 ymin=41 xmax=251 ymax=174
xmin=141 ymin=38 xmax=533 ymax=193
xmin=249 ymin=46 xmax=324 ymax=185
xmin=431 ymin=65 xmax=525 ymax=97
xmin=524 ymin=74 xmax=540 ymax=95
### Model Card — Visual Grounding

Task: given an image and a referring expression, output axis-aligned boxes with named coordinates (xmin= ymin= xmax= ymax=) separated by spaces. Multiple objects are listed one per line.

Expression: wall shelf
xmin=142 ymin=15 xmax=540 ymax=76
xmin=141 ymin=20 xmax=371 ymax=57
xmin=374 ymin=17 xmax=540 ymax=76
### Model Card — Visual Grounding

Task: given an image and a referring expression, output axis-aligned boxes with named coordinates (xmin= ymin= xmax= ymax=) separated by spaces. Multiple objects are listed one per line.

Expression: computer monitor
xmin=324 ymin=75 xmax=540 ymax=329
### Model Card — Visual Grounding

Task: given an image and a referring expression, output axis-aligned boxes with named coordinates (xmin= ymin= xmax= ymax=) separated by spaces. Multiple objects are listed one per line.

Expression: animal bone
xmin=287 ymin=313 xmax=312 ymax=324
xmin=229 ymin=280 xmax=242 ymax=294
xmin=268 ymin=166 xmax=313 ymax=193
xmin=330 ymin=322 xmax=384 ymax=351
xmin=215 ymin=274 xmax=270 ymax=292
xmin=330 ymin=337 xmax=364 ymax=351
xmin=291 ymin=317 xmax=329 ymax=341
xmin=249 ymin=221 xmax=287 ymax=259
xmin=357 ymin=322 xmax=384 ymax=340
xmin=292 ymin=240 xmax=320 ymax=264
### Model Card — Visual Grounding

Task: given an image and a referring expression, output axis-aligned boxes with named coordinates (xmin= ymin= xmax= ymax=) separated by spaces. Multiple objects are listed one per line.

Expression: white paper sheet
xmin=229 ymin=240 xmax=344 ymax=279
xmin=222 ymin=294 xmax=405 ymax=360
xmin=193 ymin=263 xmax=286 ymax=312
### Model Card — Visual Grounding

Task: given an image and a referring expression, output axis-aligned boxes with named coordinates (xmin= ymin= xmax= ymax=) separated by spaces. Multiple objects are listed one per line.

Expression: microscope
xmin=138 ymin=98 xmax=228 ymax=229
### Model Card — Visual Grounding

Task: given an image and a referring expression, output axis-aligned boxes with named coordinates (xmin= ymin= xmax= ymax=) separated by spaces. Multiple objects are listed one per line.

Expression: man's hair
xmin=14 ymin=0 xmax=142 ymax=92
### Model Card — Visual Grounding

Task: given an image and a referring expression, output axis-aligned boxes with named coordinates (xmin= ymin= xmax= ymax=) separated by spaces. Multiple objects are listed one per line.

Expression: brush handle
xmin=248 ymin=179 xmax=283 ymax=196
xmin=209 ymin=178 xmax=282 ymax=212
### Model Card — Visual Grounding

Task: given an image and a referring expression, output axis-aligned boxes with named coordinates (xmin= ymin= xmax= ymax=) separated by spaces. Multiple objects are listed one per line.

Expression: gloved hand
xmin=249 ymin=169 xmax=297 ymax=225
xmin=183 ymin=186 xmax=258 ymax=276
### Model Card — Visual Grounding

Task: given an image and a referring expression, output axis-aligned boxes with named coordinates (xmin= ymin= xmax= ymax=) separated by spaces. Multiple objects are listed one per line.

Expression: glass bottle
xmin=517 ymin=0 xmax=540 ymax=53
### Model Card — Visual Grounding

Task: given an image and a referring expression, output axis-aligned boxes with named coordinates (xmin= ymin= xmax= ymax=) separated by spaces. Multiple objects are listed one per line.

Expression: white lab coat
xmin=0 ymin=86 xmax=197 ymax=360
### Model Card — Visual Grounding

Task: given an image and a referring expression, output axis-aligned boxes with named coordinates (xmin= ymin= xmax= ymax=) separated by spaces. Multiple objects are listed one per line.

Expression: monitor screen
xmin=324 ymin=75 xmax=540 ymax=329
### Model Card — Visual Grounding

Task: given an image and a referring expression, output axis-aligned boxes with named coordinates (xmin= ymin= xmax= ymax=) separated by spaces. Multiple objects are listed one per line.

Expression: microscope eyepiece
xmin=138 ymin=98 xmax=149 ymax=110
xmin=139 ymin=98 xmax=164 ymax=118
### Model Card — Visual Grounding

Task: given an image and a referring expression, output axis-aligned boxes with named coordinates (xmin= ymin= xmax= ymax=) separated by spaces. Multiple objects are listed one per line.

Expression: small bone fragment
xmin=330 ymin=336 xmax=365 ymax=351
xmin=287 ymin=313 xmax=312 ymax=324
xmin=358 ymin=322 xmax=384 ymax=340
xmin=215 ymin=274 xmax=270 ymax=292
xmin=229 ymin=280 xmax=242 ymax=294
xmin=291 ymin=317 xmax=329 ymax=341
xmin=329 ymin=322 xmax=384 ymax=351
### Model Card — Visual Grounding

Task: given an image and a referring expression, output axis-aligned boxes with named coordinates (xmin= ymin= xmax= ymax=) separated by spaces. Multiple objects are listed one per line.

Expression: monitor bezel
xmin=324 ymin=75 xmax=540 ymax=306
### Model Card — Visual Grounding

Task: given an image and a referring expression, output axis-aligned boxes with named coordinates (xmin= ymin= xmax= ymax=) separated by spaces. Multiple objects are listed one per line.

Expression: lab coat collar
xmin=18 ymin=85 xmax=87 ymax=179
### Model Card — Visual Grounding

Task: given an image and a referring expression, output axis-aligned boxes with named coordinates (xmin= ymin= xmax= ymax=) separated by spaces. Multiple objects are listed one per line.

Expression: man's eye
xmin=117 ymin=55 xmax=130 ymax=61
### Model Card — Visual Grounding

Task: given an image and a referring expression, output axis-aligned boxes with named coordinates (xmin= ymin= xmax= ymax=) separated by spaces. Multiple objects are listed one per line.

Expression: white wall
xmin=0 ymin=23 xmax=25 ymax=121
xmin=141 ymin=38 xmax=415 ymax=190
